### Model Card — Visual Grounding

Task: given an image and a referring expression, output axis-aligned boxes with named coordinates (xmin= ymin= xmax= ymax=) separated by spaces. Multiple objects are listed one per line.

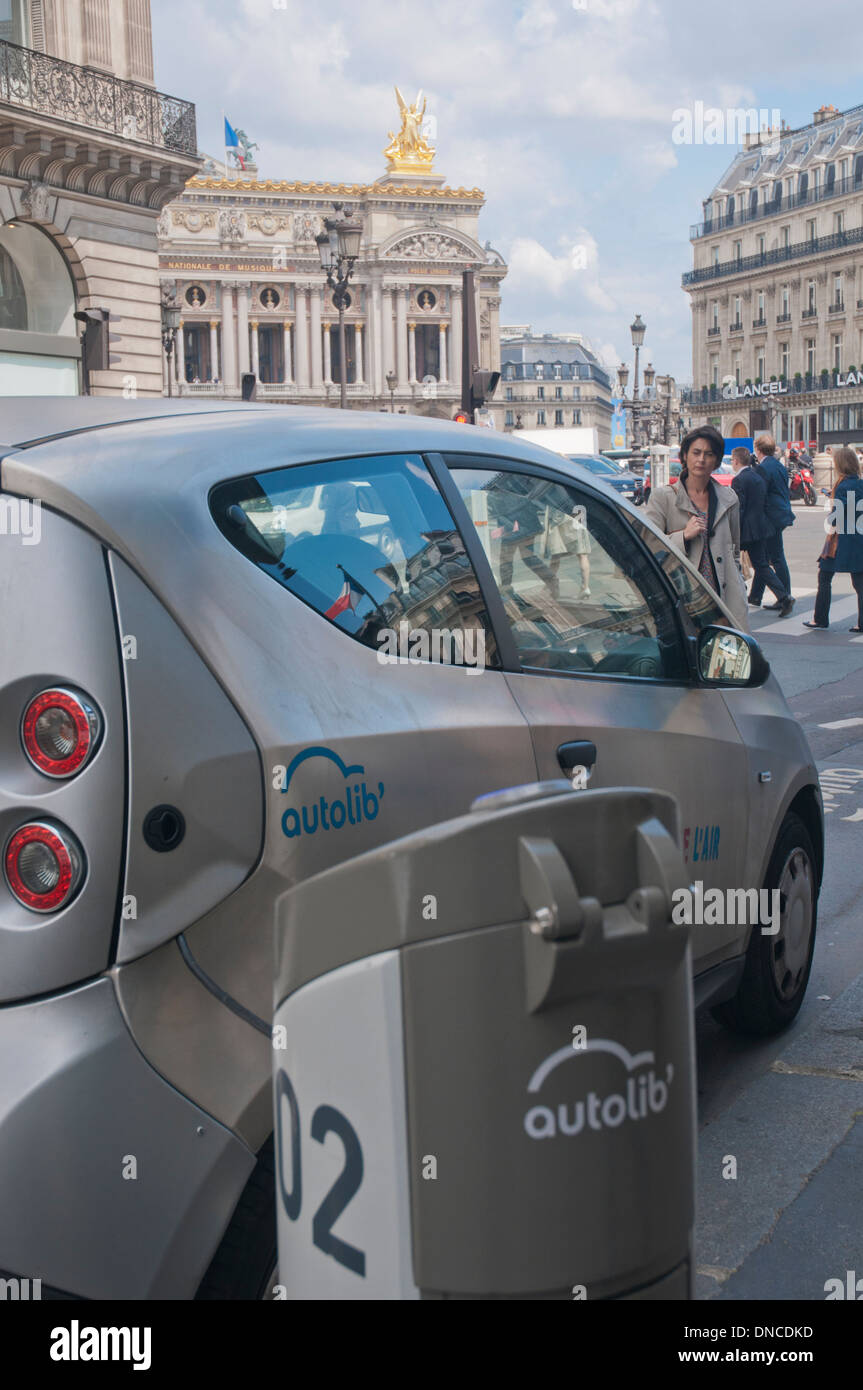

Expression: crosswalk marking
xmin=755 ymin=594 xmax=860 ymax=636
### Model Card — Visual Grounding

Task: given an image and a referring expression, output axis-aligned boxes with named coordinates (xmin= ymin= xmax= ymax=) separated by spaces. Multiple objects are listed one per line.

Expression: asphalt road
xmin=695 ymin=502 xmax=863 ymax=1301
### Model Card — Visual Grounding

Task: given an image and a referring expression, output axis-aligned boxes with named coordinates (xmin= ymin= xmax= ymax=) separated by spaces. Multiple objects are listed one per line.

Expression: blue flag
xmin=224 ymin=117 xmax=239 ymax=148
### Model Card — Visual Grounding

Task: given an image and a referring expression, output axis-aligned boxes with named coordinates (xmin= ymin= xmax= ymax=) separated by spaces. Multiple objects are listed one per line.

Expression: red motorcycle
xmin=789 ymin=464 xmax=817 ymax=506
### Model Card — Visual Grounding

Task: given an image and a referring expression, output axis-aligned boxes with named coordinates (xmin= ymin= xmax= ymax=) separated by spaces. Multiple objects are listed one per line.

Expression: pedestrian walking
xmin=729 ymin=447 xmax=793 ymax=616
xmin=645 ymin=424 xmax=749 ymax=629
xmin=803 ymin=446 xmax=863 ymax=630
xmin=749 ymin=433 xmax=795 ymax=610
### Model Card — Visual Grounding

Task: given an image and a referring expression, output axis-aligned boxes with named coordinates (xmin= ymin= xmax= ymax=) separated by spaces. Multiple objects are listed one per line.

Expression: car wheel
xmin=195 ymin=1136 xmax=277 ymax=1300
xmin=711 ymin=813 xmax=818 ymax=1036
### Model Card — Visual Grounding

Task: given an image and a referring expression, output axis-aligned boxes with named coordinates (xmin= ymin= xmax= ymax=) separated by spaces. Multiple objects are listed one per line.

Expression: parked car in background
xmin=566 ymin=452 xmax=640 ymax=501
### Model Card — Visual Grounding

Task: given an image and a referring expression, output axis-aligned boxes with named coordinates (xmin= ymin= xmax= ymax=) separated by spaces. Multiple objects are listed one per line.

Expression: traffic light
xmin=74 ymin=308 xmax=110 ymax=374
xmin=453 ymin=409 xmax=470 ymax=424
xmin=470 ymin=368 xmax=500 ymax=414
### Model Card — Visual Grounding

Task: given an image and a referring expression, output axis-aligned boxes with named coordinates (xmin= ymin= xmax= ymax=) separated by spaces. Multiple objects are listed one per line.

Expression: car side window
xmin=622 ymin=511 xmax=731 ymax=632
xmin=210 ymin=453 xmax=500 ymax=669
xmin=449 ymin=464 xmax=688 ymax=680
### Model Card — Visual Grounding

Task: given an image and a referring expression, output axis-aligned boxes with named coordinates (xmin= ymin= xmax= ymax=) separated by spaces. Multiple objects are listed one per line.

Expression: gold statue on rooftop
xmin=383 ymin=87 xmax=435 ymax=173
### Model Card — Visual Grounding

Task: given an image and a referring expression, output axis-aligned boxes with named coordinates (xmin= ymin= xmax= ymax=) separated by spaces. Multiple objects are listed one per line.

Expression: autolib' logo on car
xmin=523 ymin=1037 xmax=674 ymax=1140
xmin=277 ymin=744 xmax=385 ymax=839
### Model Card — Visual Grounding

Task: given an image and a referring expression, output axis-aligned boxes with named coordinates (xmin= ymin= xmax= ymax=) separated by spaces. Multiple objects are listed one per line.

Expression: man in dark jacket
xmin=750 ymin=433 xmax=795 ymax=609
xmin=730 ymin=447 xmax=793 ymax=616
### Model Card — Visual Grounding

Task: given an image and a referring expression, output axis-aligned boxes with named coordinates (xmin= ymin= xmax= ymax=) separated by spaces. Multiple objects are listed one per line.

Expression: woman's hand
xmin=683 ymin=515 xmax=706 ymax=542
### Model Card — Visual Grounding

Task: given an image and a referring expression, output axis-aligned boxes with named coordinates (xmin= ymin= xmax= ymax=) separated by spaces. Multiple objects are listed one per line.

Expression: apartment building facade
xmin=683 ymin=102 xmax=863 ymax=448
xmin=498 ymin=327 xmax=613 ymax=444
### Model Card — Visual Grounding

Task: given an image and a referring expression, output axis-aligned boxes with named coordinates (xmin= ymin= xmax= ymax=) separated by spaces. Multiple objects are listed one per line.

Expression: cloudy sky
xmin=151 ymin=0 xmax=863 ymax=382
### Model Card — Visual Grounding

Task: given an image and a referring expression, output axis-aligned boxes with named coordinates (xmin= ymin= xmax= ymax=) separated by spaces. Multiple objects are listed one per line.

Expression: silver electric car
xmin=0 ymin=400 xmax=822 ymax=1299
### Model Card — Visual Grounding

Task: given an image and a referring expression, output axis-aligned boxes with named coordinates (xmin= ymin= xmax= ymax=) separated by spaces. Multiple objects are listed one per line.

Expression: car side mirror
xmin=697 ymin=625 xmax=770 ymax=687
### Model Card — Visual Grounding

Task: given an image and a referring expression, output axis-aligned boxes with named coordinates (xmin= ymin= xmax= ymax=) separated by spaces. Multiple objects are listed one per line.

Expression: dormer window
xmin=534 ymin=363 xmax=544 ymax=380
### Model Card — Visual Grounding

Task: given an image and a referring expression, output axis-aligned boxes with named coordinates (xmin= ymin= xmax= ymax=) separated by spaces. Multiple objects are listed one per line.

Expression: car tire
xmin=711 ymin=813 xmax=818 ymax=1037
xmin=195 ymin=1136 xmax=277 ymax=1300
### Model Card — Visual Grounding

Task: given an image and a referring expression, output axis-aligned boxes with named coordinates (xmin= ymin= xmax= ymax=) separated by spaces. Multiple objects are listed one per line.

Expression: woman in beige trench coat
xmin=645 ymin=425 xmax=750 ymax=632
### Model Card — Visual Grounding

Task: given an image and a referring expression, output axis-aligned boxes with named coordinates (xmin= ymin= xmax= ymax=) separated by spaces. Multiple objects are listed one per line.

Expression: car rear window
xmin=210 ymin=453 xmax=500 ymax=669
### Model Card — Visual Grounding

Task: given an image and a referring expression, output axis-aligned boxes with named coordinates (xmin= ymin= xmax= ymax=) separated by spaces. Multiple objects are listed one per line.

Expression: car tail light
xmin=21 ymin=687 xmax=101 ymax=778
xmin=3 ymin=822 xmax=85 ymax=913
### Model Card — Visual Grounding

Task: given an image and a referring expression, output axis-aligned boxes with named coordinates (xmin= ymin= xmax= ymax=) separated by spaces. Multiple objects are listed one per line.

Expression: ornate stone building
xmin=0 ymin=0 xmax=197 ymax=395
xmin=158 ymin=94 xmax=506 ymax=411
xmin=683 ymin=101 xmax=863 ymax=448
xmin=498 ymin=326 xmax=612 ymax=443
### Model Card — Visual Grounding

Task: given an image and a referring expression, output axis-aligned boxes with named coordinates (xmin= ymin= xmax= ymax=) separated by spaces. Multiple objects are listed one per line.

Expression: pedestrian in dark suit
xmin=804 ymin=447 xmax=863 ymax=629
xmin=749 ymin=433 xmax=795 ymax=608
xmin=729 ymin=447 xmax=793 ymax=616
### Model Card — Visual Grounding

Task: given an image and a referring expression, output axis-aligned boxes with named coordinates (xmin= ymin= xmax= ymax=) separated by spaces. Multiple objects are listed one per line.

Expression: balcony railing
xmin=681 ymin=373 xmax=861 ymax=406
xmin=802 ymin=306 xmax=818 ymax=317
xmin=752 ymin=316 xmax=767 ymax=328
xmin=828 ymin=300 xmax=846 ymax=313
xmin=707 ymin=325 xmax=721 ymax=335
xmin=776 ymin=312 xmax=792 ymax=322
xmin=729 ymin=319 xmax=744 ymax=333
xmin=0 ymin=38 xmax=196 ymax=155
xmin=691 ymin=171 xmax=863 ymax=239
xmin=683 ymin=225 xmax=863 ymax=287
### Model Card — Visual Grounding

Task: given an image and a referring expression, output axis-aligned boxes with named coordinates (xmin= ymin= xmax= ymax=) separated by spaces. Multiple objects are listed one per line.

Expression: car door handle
xmin=557 ymin=741 xmax=597 ymax=785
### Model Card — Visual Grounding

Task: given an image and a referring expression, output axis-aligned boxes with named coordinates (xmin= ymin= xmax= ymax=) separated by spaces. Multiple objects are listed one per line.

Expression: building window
xmin=756 ymin=352 xmax=765 ymax=381
xmin=536 ymin=385 xmax=545 ymax=400
xmin=781 ymin=285 xmax=790 ymax=316
xmin=536 ymin=409 xmax=546 ymax=425
xmin=0 ymin=0 xmax=29 ymax=44
xmin=835 ymin=210 xmax=845 ymax=234
xmin=733 ymin=240 xmax=742 ymax=261
xmin=504 ymin=364 xmax=515 ymax=380
xmin=757 ymin=290 xmax=765 ymax=320
xmin=572 ymin=386 xmax=581 ymax=399
xmin=554 ymin=385 xmax=563 ymax=398
xmin=734 ymin=354 xmax=741 ymax=386
xmin=711 ymin=246 xmax=720 ymax=266
xmin=505 ymin=410 xmax=514 ymax=427
xmin=757 ymin=234 xmax=766 ymax=256
xmin=833 ymin=272 xmax=843 ymax=308
xmin=572 ymin=409 xmax=581 ymax=425
xmin=832 ymin=334 xmax=842 ymax=372
xmin=554 ymin=409 xmax=564 ymax=426
xmin=553 ymin=363 xmax=562 ymax=379
xmin=183 ymin=324 xmax=212 ymax=383
xmin=415 ymin=325 xmax=440 ymax=380
xmin=806 ymin=338 xmax=816 ymax=375
xmin=505 ymin=387 xmax=513 ymax=401
xmin=710 ymin=357 xmax=719 ymax=388
xmin=780 ymin=343 xmax=789 ymax=377
xmin=257 ymin=324 xmax=284 ymax=384
xmin=711 ymin=300 xmax=719 ymax=329
xmin=806 ymin=218 xmax=817 ymax=242
xmin=781 ymin=226 xmax=790 ymax=248
xmin=807 ymin=280 xmax=816 ymax=312
xmin=733 ymin=295 xmax=741 ymax=326
xmin=534 ymin=362 xmax=544 ymax=379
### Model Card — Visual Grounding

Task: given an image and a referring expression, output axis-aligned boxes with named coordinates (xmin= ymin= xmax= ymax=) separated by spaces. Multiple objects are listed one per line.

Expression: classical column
xmin=369 ymin=279 xmax=382 ymax=395
xmin=309 ymin=287 xmax=323 ymax=387
xmin=323 ymin=323 xmax=333 ymax=384
xmin=236 ymin=284 xmax=250 ymax=377
xmin=382 ymin=286 xmax=395 ymax=385
xmin=488 ymin=294 xmax=502 ymax=372
xmin=283 ymin=321 xmax=293 ymax=384
xmin=355 ymin=323 xmax=364 ymax=383
xmin=438 ymin=322 xmax=448 ymax=385
xmin=209 ymin=320 xmax=220 ymax=381
xmin=176 ymin=320 xmax=185 ymax=387
xmin=250 ymin=320 xmax=260 ymax=377
xmin=450 ymin=287 xmax=462 ymax=389
xmin=396 ymin=287 xmax=408 ymax=386
xmin=408 ymin=321 xmax=417 ymax=384
xmin=221 ymin=284 xmax=237 ymax=389
xmin=295 ymin=289 xmax=309 ymax=388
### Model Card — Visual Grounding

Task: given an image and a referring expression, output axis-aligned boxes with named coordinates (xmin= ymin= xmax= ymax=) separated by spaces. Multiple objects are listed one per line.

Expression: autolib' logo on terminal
xmin=523 ymin=1038 xmax=674 ymax=1140
xmin=277 ymin=745 xmax=385 ymax=839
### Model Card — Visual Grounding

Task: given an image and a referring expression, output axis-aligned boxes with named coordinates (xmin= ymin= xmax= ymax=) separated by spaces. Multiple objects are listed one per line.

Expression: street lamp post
xmin=386 ymin=368 xmax=397 ymax=413
xmin=316 ymin=203 xmax=363 ymax=410
xmin=629 ymin=313 xmax=646 ymax=453
xmin=160 ymin=285 xmax=181 ymax=398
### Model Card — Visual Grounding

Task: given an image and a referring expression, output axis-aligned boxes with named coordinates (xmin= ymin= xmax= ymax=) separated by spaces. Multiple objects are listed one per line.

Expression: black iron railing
xmin=681 ymin=373 xmax=862 ymax=405
xmin=691 ymin=171 xmax=863 ymax=239
xmin=0 ymin=38 xmax=196 ymax=154
xmin=683 ymin=225 xmax=863 ymax=286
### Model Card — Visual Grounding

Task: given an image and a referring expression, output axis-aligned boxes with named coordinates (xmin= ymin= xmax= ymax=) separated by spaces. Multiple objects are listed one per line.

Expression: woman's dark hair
xmin=679 ymin=425 xmax=725 ymax=483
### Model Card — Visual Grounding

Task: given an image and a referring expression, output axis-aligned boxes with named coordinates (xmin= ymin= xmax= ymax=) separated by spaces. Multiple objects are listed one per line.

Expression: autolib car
xmin=0 ymin=400 xmax=822 ymax=1299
